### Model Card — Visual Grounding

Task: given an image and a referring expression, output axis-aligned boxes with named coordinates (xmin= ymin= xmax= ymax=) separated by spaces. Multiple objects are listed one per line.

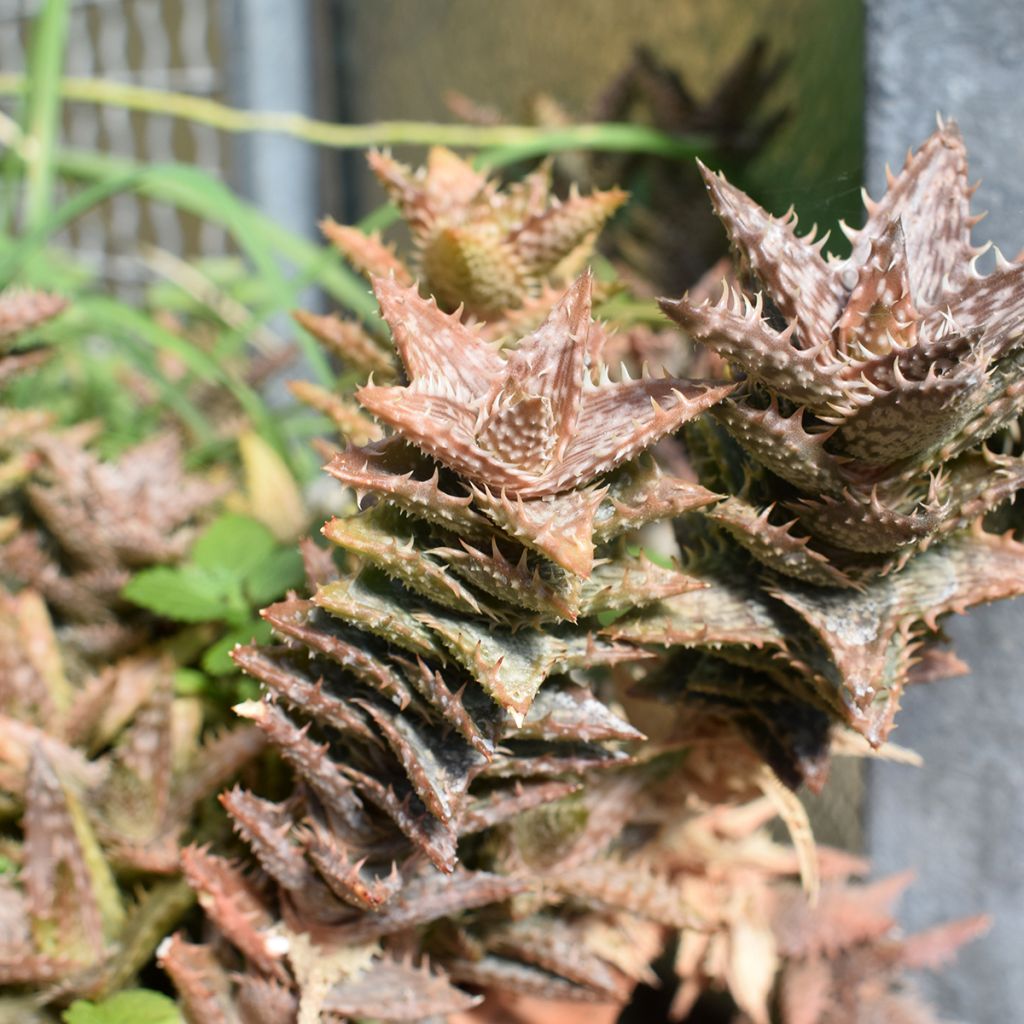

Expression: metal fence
xmin=0 ymin=0 xmax=232 ymax=296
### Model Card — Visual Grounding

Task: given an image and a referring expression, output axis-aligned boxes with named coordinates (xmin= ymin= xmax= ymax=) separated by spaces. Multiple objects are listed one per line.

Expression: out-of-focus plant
xmin=449 ymin=39 xmax=788 ymax=295
xmin=61 ymin=990 xmax=182 ymax=1024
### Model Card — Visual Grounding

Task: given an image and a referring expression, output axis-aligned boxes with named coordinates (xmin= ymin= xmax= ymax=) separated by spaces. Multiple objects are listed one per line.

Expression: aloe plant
xmin=0 ymin=301 xmax=267 ymax=1014
xmin=154 ymin=126 xmax=1015 ymax=1023
xmin=641 ymin=120 xmax=1024 ymax=756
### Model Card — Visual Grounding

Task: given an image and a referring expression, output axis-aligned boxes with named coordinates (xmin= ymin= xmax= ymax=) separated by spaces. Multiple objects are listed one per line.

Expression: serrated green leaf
xmin=192 ymin=514 xmax=277 ymax=577
xmin=243 ymin=546 xmax=305 ymax=606
xmin=201 ymin=619 xmax=272 ymax=675
xmin=122 ymin=565 xmax=230 ymax=622
xmin=63 ymin=989 xmax=182 ymax=1024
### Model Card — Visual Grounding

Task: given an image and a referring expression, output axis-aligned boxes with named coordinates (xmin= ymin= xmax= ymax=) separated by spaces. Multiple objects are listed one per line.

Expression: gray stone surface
xmin=864 ymin=4 xmax=1024 ymax=1019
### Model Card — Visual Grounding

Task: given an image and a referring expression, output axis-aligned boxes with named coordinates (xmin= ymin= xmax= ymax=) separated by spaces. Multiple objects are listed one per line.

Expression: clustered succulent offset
xmin=646 ymin=120 xmax=1024 ymax=756
xmin=324 ymin=146 xmax=627 ymax=324
xmin=161 ymin=123 xmax=1018 ymax=1024
xmin=0 ymin=298 xmax=265 ymax=1015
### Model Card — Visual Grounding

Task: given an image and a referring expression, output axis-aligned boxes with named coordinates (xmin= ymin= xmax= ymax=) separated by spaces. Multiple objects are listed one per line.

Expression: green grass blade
xmin=0 ymin=171 xmax=142 ymax=285
xmin=21 ymin=0 xmax=71 ymax=230
xmin=74 ymin=294 xmax=285 ymax=456
xmin=53 ymin=150 xmax=374 ymax=375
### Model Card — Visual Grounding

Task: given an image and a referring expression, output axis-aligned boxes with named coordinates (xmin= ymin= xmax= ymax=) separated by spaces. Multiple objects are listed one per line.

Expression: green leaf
xmin=63 ymin=989 xmax=182 ymax=1024
xmin=122 ymin=566 xmax=231 ymax=622
xmin=172 ymin=667 xmax=209 ymax=696
xmin=201 ymin=619 xmax=272 ymax=675
xmin=243 ymin=546 xmax=306 ymax=607
xmin=0 ymin=172 xmax=144 ymax=286
xmin=21 ymin=0 xmax=71 ymax=231
xmin=596 ymin=608 xmax=630 ymax=627
xmin=192 ymin=514 xmax=277 ymax=579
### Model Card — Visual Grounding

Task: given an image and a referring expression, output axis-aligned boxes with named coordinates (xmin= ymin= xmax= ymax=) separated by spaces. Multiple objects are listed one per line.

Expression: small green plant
xmin=123 ymin=513 xmax=305 ymax=678
xmin=62 ymin=990 xmax=182 ymax=1024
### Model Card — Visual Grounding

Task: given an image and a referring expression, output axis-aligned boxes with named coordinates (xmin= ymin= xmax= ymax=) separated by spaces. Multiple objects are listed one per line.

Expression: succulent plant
xmin=164 ymin=129 xmax=1012 ymax=1021
xmin=295 ymin=147 xmax=701 ymax=436
xmin=159 ymin=265 xmax=744 ymax=1020
xmin=321 ymin=146 xmax=626 ymax=323
xmin=609 ymin=120 xmax=1024 ymax=754
xmin=0 ymin=303 xmax=266 ymax=1013
xmin=449 ymin=39 xmax=787 ymax=295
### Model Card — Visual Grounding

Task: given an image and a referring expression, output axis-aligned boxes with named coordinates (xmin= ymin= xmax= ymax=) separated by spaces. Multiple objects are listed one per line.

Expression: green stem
xmin=0 ymin=73 xmax=712 ymax=161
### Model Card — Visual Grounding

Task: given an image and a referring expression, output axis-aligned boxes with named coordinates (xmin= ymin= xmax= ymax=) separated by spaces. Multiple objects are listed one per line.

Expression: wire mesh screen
xmin=0 ymin=0 xmax=231 ymax=297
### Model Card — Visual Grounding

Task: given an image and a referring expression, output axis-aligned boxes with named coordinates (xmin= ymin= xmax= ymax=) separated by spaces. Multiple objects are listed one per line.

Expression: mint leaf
xmin=63 ymin=989 xmax=182 ymax=1024
xmin=243 ymin=545 xmax=305 ymax=606
xmin=192 ymin=514 xmax=277 ymax=579
xmin=122 ymin=566 xmax=230 ymax=622
xmin=201 ymin=619 xmax=272 ymax=675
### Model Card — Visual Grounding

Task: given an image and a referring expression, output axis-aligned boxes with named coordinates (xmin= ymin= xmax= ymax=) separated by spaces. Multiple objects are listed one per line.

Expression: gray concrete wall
xmin=864 ymin=4 xmax=1024 ymax=1020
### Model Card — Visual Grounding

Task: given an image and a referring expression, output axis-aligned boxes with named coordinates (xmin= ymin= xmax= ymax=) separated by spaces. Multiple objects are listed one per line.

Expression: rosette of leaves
xmin=0 ymin=431 xmax=224 ymax=663
xmin=597 ymin=777 xmax=987 ymax=1024
xmin=0 ymin=581 xmax=265 ymax=1010
xmin=0 ymin=289 xmax=67 ymax=384
xmin=599 ymin=122 xmax=1024 ymax=757
xmin=292 ymin=147 xmax=703 ymax=436
xmin=291 ymin=146 xmax=628 ymax=408
xmin=325 ymin=146 xmax=627 ymax=323
xmin=163 ymin=270 xmax=740 ymax=1020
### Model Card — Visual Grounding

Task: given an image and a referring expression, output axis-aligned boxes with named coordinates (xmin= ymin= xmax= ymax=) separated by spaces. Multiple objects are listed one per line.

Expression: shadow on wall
xmin=323 ymin=0 xmax=863 ymax=247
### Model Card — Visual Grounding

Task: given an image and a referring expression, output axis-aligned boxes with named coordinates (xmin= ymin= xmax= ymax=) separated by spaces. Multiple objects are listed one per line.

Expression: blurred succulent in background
xmin=586 ymin=39 xmax=787 ymax=296
xmin=0 ymin=290 xmax=67 ymax=383
xmin=322 ymin=146 xmax=626 ymax=323
xmin=449 ymin=39 xmax=787 ymax=295
xmin=0 ymin=302 xmax=269 ymax=1014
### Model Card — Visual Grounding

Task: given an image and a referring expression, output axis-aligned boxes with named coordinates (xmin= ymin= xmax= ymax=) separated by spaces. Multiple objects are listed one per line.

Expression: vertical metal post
xmin=864 ymin=4 xmax=1024 ymax=1019
xmin=220 ymin=0 xmax=319 ymax=242
xmin=220 ymin=0 xmax=322 ymax=399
